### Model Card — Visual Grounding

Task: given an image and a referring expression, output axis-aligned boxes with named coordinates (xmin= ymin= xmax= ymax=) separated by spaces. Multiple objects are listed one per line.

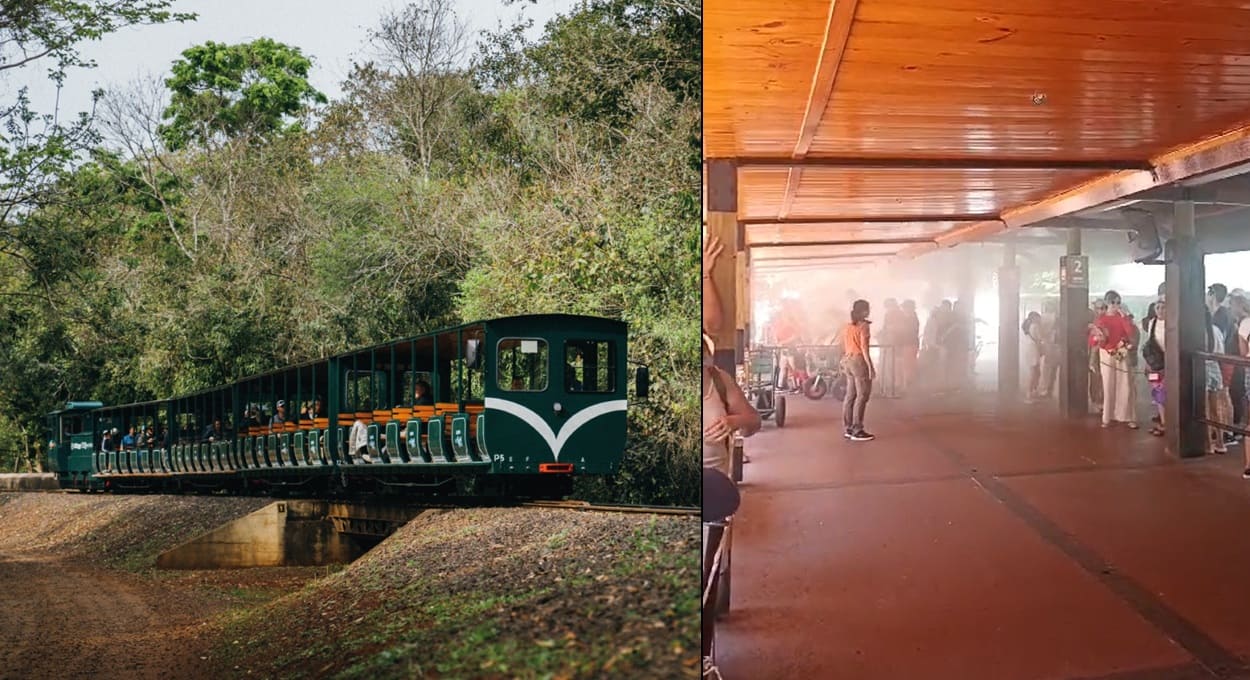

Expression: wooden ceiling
xmin=705 ymin=0 xmax=1250 ymax=266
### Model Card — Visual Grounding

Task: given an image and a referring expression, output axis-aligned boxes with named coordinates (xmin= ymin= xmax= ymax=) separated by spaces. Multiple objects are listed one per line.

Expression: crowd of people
xmin=1044 ymin=282 xmax=1250 ymax=478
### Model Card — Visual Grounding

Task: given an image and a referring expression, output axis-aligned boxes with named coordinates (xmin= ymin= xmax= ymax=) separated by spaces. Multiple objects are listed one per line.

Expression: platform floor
xmin=714 ymin=393 xmax=1250 ymax=680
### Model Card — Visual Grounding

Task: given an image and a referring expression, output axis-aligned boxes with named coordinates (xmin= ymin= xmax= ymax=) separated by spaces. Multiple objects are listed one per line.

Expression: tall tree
xmin=354 ymin=0 xmax=474 ymax=180
xmin=158 ymin=38 xmax=327 ymax=151
xmin=0 ymin=0 xmax=195 ymax=274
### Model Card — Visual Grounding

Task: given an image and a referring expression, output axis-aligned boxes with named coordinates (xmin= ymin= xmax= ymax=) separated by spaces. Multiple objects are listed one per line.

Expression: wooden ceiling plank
xmin=740 ymin=213 xmax=999 ymax=225
xmin=750 ymin=238 xmax=934 ymax=248
xmin=737 ymin=157 xmax=1149 ymax=171
xmin=793 ymin=0 xmax=862 ymax=158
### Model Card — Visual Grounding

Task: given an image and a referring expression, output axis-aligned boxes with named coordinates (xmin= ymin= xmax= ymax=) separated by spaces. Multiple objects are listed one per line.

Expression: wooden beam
xmin=782 ymin=0 xmax=859 ymax=219
xmin=749 ymin=238 xmax=933 ymax=248
xmin=1003 ymin=122 xmax=1250 ymax=232
xmin=732 ymin=157 xmax=1151 ymax=171
xmin=705 ymin=160 xmax=739 ymax=369
xmin=1154 ymin=125 xmax=1250 ymax=185
xmin=932 ymin=219 xmax=1008 ymax=248
xmin=1000 ymin=170 xmax=1157 ymax=228
xmin=896 ymin=242 xmax=940 ymax=259
xmin=793 ymin=0 xmax=861 ymax=157
xmin=740 ymin=213 xmax=997 ymax=225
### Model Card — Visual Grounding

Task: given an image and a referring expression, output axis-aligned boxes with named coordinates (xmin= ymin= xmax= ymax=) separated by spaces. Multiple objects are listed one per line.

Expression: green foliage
xmin=159 ymin=38 xmax=328 ymax=150
xmin=0 ymin=0 xmax=701 ymax=505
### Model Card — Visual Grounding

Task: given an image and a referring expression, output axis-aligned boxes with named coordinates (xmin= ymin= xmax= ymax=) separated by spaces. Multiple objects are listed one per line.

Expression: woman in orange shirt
xmin=842 ymin=300 xmax=877 ymax=441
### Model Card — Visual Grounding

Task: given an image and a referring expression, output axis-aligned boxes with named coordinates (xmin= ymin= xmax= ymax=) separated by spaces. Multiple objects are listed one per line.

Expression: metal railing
xmin=1191 ymin=350 xmax=1250 ymax=436
xmin=702 ymin=520 xmax=729 ymax=675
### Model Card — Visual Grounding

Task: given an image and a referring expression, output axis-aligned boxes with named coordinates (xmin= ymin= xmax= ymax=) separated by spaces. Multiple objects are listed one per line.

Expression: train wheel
xmin=775 ymin=396 xmax=787 ymax=427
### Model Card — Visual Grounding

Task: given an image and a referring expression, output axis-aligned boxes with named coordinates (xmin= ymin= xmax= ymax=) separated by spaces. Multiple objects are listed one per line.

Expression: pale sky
xmin=5 ymin=0 xmax=576 ymax=120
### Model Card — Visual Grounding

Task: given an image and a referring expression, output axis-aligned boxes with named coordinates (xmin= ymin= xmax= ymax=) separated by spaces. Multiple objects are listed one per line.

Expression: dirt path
xmin=0 ymin=552 xmax=220 ymax=680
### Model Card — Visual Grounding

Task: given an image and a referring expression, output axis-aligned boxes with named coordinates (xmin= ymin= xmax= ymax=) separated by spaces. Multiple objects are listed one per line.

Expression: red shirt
xmin=1092 ymin=312 xmax=1134 ymax=351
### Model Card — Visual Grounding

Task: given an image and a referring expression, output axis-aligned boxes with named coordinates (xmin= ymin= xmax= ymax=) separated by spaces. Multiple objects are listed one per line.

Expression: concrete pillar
xmin=706 ymin=160 xmax=740 ymax=374
xmin=998 ymin=243 xmax=1020 ymax=399
xmin=1059 ymin=229 xmax=1090 ymax=418
xmin=1165 ymin=199 xmax=1206 ymax=458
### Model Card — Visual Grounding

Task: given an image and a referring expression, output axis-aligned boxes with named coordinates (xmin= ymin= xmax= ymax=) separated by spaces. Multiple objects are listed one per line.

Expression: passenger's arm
xmin=862 ymin=326 xmax=876 ymax=379
xmin=719 ymin=367 xmax=762 ymax=438
xmin=703 ymin=236 xmax=725 ymax=335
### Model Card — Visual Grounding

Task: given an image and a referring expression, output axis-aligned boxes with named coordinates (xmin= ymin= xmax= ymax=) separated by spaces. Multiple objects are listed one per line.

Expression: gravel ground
xmin=213 ymin=507 xmax=702 ymax=679
xmin=0 ymin=492 xmax=311 ymax=680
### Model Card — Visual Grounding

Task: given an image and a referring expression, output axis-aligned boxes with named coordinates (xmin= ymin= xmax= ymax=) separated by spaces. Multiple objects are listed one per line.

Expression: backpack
xmin=1142 ymin=318 xmax=1165 ymax=372
xmin=707 ymin=365 xmax=729 ymax=405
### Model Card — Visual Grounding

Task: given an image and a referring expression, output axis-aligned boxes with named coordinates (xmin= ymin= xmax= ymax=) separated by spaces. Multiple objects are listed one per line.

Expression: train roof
xmin=82 ymin=313 xmax=627 ymax=407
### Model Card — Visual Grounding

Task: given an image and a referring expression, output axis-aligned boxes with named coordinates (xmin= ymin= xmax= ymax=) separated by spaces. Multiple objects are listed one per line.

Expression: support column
xmin=705 ymin=160 xmax=740 ymax=375
xmin=737 ymin=249 xmax=750 ymax=353
xmin=998 ymin=243 xmax=1020 ymax=400
xmin=1165 ymin=198 xmax=1206 ymax=458
xmin=1059 ymin=229 xmax=1090 ymax=418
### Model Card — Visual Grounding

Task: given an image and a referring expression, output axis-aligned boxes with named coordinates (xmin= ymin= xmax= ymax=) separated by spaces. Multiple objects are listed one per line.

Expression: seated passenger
xmin=101 ymin=430 xmax=115 ymax=453
xmin=565 ymin=363 xmax=584 ymax=391
xmin=349 ymin=419 xmax=373 ymax=464
xmin=413 ymin=381 xmax=434 ymax=406
xmin=121 ymin=426 xmax=136 ymax=450
xmin=201 ymin=418 xmax=226 ymax=443
xmin=308 ymin=397 xmax=325 ymax=419
xmin=271 ymin=400 xmax=287 ymax=426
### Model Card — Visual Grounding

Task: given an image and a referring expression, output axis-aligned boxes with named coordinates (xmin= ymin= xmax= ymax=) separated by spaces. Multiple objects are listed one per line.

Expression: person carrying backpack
xmin=703 ymin=334 xmax=761 ymax=475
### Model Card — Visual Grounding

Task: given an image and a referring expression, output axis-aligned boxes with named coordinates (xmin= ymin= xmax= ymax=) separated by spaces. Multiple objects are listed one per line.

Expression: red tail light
xmin=539 ymin=463 xmax=574 ymax=474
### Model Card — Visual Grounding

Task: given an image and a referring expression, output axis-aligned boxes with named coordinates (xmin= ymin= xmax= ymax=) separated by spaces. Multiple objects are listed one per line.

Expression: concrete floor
xmin=713 ymin=393 xmax=1250 ymax=680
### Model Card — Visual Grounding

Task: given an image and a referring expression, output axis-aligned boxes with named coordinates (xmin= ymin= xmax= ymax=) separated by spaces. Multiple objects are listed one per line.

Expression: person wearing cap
xmin=271 ymin=401 xmax=287 ymax=426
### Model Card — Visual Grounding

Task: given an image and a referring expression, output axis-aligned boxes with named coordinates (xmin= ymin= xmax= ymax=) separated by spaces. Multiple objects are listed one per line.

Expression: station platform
xmin=715 ymin=394 xmax=1250 ymax=680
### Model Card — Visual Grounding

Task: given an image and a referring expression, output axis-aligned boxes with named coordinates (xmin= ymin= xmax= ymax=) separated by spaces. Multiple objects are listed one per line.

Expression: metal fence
xmin=1191 ymin=350 xmax=1250 ymax=436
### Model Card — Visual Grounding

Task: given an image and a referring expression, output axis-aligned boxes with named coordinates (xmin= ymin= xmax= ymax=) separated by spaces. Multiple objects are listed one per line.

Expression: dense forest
xmin=0 ymin=0 xmax=700 ymax=504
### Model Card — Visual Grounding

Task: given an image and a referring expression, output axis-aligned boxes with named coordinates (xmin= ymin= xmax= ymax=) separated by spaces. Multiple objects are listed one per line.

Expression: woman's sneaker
xmin=844 ymin=428 xmax=852 ymax=439
xmin=1243 ymin=469 xmax=1250 ymax=480
xmin=849 ymin=430 xmax=875 ymax=442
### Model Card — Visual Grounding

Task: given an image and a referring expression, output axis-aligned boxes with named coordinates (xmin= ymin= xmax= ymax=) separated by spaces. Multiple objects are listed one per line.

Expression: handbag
xmin=1142 ymin=319 xmax=1165 ymax=372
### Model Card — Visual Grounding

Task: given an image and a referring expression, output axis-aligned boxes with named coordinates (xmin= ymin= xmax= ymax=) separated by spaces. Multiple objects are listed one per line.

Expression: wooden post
xmin=1059 ymin=229 xmax=1090 ymax=418
xmin=737 ymin=248 xmax=750 ymax=361
xmin=998 ymin=243 xmax=1020 ymax=400
xmin=1165 ymin=199 xmax=1207 ymax=458
xmin=706 ymin=160 xmax=739 ymax=375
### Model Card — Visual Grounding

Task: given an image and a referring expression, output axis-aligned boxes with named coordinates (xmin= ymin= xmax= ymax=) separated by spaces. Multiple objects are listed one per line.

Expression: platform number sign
xmin=1060 ymin=255 xmax=1089 ymax=288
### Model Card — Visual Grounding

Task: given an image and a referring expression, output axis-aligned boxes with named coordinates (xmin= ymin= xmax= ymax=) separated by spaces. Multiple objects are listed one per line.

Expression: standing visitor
xmin=899 ymin=299 xmax=921 ymax=394
xmin=1023 ymin=311 xmax=1045 ymax=401
xmin=1092 ymin=291 xmax=1138 ymax=428
xmin=1203 ymin=308 xmax=1231 ymax=455
xmin=1209 ymin=283 xmax=1239 ymax=444
xmin=1142 ymin=295 xmax=1167 ymax=437
xmin=841 ymin=300 xmax=877 ymax=441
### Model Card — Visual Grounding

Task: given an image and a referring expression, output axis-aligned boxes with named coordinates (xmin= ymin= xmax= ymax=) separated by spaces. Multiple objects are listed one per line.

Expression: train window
xmin=344 ymin=370 xmax=388 ymax=411
xmin=497 ymin=338 xmax=549 ymax=392
xmin=565 ymin=340 xmax=615 ymax=393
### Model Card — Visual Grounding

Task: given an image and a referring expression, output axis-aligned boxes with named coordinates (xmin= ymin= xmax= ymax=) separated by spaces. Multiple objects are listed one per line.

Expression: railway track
xmin=521 ymin=499 xmax=699 ymax=516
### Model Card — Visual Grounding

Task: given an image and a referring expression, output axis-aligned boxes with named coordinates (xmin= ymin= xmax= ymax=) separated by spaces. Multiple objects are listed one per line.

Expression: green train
xmin=44 ymin=314 xmax=648 ymax=499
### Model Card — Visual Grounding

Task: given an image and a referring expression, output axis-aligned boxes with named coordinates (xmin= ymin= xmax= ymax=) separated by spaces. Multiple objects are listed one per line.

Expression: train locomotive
xmin=44 ymin=314 xmax=648 ymax=499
